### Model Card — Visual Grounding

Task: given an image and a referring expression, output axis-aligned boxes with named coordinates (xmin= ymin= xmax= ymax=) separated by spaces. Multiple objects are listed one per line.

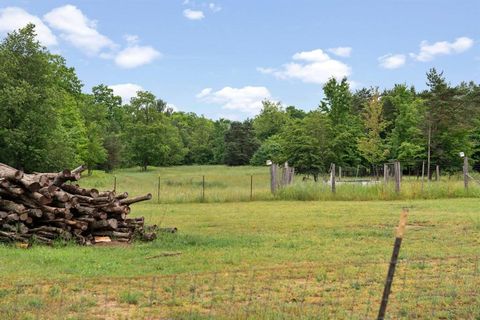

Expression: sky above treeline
xmin=0 ymin=0 xmax=479 ymax=120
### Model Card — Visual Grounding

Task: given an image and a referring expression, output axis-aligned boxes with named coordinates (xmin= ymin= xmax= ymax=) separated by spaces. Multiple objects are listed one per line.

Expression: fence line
xmin=1 ymin=255 xmax=478 ymax=319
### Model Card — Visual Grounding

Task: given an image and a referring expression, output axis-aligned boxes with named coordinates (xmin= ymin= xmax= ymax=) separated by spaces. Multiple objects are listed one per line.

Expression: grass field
xmin=76 ymin=165 xmax=480 ymax=204
xmin=0 ymin=166 xmax=479 ymax=319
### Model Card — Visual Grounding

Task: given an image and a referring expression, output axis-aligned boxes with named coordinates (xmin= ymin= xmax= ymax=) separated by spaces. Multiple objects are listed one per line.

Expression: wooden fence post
xmin=270 ymin=164 xmax=277 ymax=193
xmin=202 ymin=175 xmax=205 ymax=201
xmin=436 ymin=165 xmax=440 ymax=181
xmin=383 ymin=163 xmax=388 ymax=185
xmin=339 ymin=166 xmax=342 ymax=181
xmin=113 ymin=176 xmax=117 ymax=193
xmin=331 ymin=163 xmax=336 ymax=194
xmin=377 ymin=208 xmax=409 ymax=320
xmin=394 ymin=161 xmax=401 ymax=194
xmin=464 ymin=156 xmax=469 ymax=190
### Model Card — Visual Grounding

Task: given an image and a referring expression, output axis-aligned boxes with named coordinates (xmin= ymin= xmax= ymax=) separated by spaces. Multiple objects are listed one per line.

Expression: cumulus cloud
xmin=378 ymin=54 xmax=406 ymax=69
xmin=328 ymin=46 xmax=352 ymax=57
xmin=410 ymin=37 xmax=474 ymax=62
xmin=44 ymin=4 xmax=116 ymax=55
xmin=114 ymin=45 xmax=161 ymax=68
xmin=197 ymin=86 xmax=271 ymax=114
xmin=258 ymin=49 xmax=351 ymax=84
xmin=183 ymin=9 xmax=205 ymax=20
xmin=109 ymin=83 xmax=144 ymax=104
xmin=0 ymin=7 xmax=57 ymax=46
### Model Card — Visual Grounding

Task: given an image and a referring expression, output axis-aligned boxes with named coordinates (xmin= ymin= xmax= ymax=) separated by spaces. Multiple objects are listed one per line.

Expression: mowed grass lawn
xmin=0 ymin=166 xmax=479 ymax=318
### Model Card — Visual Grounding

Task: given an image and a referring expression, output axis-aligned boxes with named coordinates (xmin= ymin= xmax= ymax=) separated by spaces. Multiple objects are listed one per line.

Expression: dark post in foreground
xmin=377 ymin=208 xmax=408 ymax=320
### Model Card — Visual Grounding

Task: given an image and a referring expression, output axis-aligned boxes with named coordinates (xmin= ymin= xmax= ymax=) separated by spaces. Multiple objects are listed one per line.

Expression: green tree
xmin=357 ymin=94 xmax=388 ymax=166
xmin=384 ymin=85 xmax=424 ymax=165
xmin=281 ymin=111 xmax=334 ymax=180
xmin=253 ymin=100 xmax=289 ymax=142
xmin=422 ymin=69 xmax=473 ymax=172
xmin=0 ymin=24 xmax=87 ymax=171
xmin=250 ymin=135 xmax=285 ymax=166
xmin=320 ymin=77 xmax=362 ymax=167
xmin=224 ymin=120 xmax=259 ymax=165
xmin=126 ymin=91 xmax=185 ymax=170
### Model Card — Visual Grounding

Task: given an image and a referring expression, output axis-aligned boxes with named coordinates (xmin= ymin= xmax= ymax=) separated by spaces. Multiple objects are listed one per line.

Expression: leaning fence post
xmin=463 ymin=156 xmax=468 ymax=190
xmin=113 ymin=176 xmax=117 ymax=193
xmin=377 ymin=208 xmax=409 ymax=320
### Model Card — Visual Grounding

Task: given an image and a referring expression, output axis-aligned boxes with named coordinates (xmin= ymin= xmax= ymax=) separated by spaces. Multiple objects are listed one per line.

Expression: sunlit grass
xmin=79 ymin=166 xmax=480 ymax=203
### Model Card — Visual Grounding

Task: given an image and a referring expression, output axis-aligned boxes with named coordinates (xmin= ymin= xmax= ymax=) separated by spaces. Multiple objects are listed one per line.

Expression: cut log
xmin=119 ymin=193 xmax=152 ymax=205
xmin=0 ymin=200 xmax=26 ymax=213
xmin=0 ymin=164 xmax=24 ymax=181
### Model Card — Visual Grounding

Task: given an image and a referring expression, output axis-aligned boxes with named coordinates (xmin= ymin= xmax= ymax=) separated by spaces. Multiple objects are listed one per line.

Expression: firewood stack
xmin=0 ymin=163 xmax=156 ymax=245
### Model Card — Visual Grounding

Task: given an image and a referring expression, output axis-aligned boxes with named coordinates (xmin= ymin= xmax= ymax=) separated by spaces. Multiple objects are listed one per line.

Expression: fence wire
xmin=1 ymin=255 xmax=478 ymax=319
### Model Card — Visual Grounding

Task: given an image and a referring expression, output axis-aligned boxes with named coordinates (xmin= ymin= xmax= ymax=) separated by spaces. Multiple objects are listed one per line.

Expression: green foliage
xmin=253 ymin=100 xmax=289 ymax=141
xmin=250 ymin=135 xmax=284 ymax=166
xmin=0 ymin=24 xmax=86 ymax=171
xmin=281 ymin=112 xmax=334 ymax=180
xmin=384 ymin=85 xmax=424 ymax=164
xmin=126 ymin=91 xmax=186 ymax=170
xmin=224 ymin=120 xmax=259 ymax=166
xmin=357 ymin=93 xmax=388 ymax=165
xmin=2 ymin=25 xmax=480 ymax=175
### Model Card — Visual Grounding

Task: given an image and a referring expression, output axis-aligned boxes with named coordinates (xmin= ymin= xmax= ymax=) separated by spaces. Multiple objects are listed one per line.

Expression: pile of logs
xmin=0 ymin=163 xmax=156 ymax=245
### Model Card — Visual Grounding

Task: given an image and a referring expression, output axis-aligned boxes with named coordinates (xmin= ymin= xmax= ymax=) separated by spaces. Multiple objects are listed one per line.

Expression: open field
xmin=0 ymin=175 xmax=479 ymax=319
xmin=77 ymin=165 xmax=480 ymax=204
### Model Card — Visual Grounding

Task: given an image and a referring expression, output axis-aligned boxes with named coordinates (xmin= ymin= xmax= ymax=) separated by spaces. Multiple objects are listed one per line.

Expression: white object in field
xmin=266 ymin=160 xmax=272 ymax=166
xmin=459 ymin=152 xmax=465 ymax=158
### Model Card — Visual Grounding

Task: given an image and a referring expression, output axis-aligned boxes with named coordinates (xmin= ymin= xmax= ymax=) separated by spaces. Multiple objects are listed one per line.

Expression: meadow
xmin=0 ymin=166 xmax=479 ymax=319
xmin=79 ymin=165 xmax=480 ymax=203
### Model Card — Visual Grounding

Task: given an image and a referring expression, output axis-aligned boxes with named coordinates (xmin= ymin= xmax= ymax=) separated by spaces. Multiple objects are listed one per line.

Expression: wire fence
xmin=1 ymin=255 xmax=478 ymax=319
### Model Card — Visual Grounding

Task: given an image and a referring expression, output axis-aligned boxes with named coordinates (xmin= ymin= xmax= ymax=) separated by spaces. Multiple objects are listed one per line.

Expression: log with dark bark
xmin=0 ymin=162 xmax=156 ymax=246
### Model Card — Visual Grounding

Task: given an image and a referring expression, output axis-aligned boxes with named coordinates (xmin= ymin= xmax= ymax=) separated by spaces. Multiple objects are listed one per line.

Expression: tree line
xmin=1 ymin=25 xmax=480 ymax=176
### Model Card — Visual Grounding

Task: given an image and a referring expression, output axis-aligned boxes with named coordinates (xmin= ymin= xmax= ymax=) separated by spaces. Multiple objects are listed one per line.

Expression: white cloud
xmin=44 ymin=5 xmax=116 ymax=55
xmin=0 ymin=7 xmax=57 ymax=46
xmin=259 ymin=49 xmax=351 ymax=84
xmin=183 ymin=9 xmax=205 ymax=20
xmin=109 ymin=83 xmax=144 ymax=104
xmin=410 ymin=36 xmax=474 ymax=62
xmin=208 ymin=3 xmax=222 ymax=12
xmin=197 ymin=86 xmax=271 ymax=114
xmin=196 ymin=87 xmax=213 ymax=98
xmin=124 ymin=34 xmax=139 ymax=45
xmin=328 ymin=46 xmax=352 ymax=57
xmin=378 ymin=54 xmax=406 ymax=69
xmin=114 ymin=45 xmax=161 ymax=68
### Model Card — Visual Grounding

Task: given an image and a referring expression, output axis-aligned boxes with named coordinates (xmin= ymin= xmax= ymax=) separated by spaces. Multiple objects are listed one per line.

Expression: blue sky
xmin=1 ymin=0 xmax=479 ymax=120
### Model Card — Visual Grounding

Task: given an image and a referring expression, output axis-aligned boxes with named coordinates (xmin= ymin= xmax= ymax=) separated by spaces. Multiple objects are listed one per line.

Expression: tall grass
xmin=79 ymin=166 xmax=480 ymax=203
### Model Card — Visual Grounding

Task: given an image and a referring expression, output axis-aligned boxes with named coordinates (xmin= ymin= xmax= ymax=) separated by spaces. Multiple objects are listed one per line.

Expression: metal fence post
xmin=377 ymin=208 xmax=408 ymax=320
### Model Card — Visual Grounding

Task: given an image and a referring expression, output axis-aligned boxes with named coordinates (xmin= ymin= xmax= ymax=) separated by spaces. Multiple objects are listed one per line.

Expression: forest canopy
xmin=1 ymin=25 xmax=480 ymax=175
